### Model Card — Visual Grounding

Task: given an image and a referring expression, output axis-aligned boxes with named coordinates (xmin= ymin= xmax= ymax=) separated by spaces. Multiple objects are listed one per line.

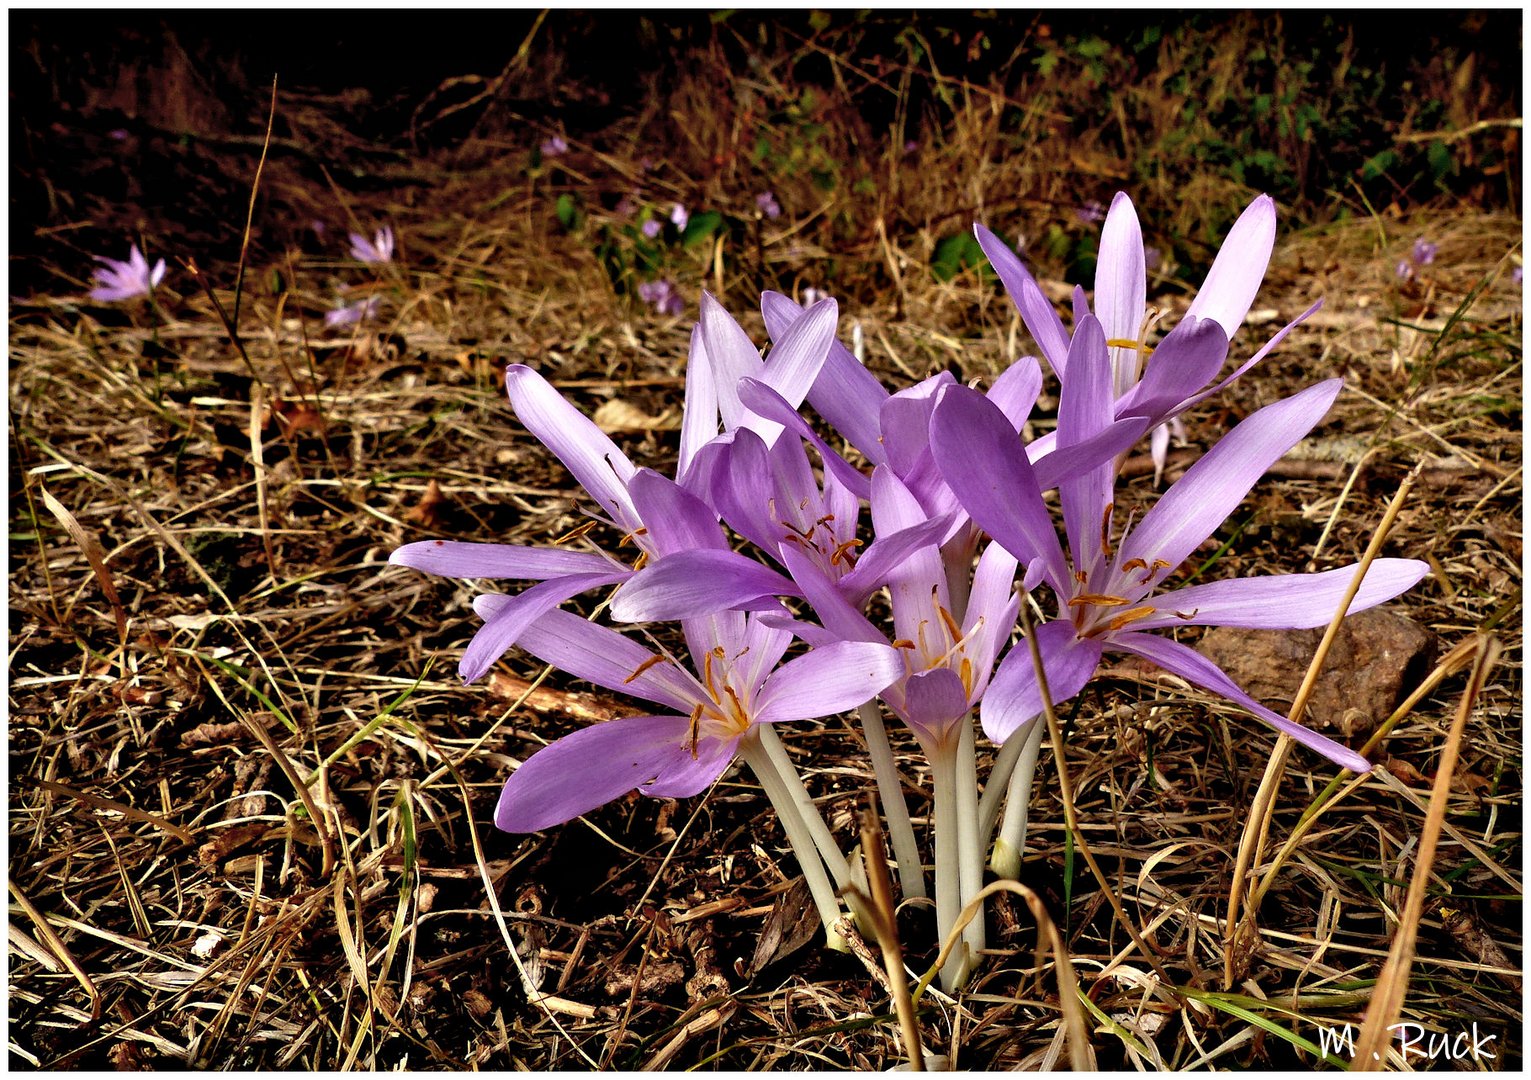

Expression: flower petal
xmin=762 ymin=291 xmax=888 ymax=465
xmin=1056 ymin=315 xmax=1115 ymax=570
xmin=626 ymin=468 xmax=723 ymax=556
xmin=505 ymin=365 xmax=638 ymax=528
xmin=494 ymin=715 xmax=733 ymax=832
xmin=985 ymin=355 xmax=1043 ymax=430
xmin=390 ymin=540 xmax=619 ymax=580
xmin=459 ymin=571 xmax=631 ymax=683
xmin=699 ymin=292 xmax=765 ymax=432
xmin=1139 ymin=559 xmax=1430 ymax=630
xmin=836 ymin=511 xmax=957 ymax=608
xmin=757 ymin=297 xmax=839 ymax=434
xmin=735 ymin=378 xmax=871 ymax=500
xmin=1095 ymin=192 xmax=1147 ymax=395
xmin=1109 ymin=631 xmax=1370 ymax=772
xmin=898 ymin=667 xmax=972 ymax=735
xmin=779 ymin=546 xmax=885 ymax=645
xmin=1119 ymin=314 xmax=1230 ymax=423
xmin=1186 ymin=194 xmax=1277 ymax=336
xmin=1121 ymin=379 xmax=1342 ymax=575
xmin=609 ymin=550 xmax=800 ymax=623
xmin=1182 ymin=298 xmax=1323 ymax=413
xmin=929 ymin=384 xmax=1068 ymax=593
xmin=677 ymin=324 xmax=720 ymax=481
xmin=754 ymin=641 xmax=905 ymax=723
xmin=980 ymin=620 xmax=1104 ymax=743
xmin=507 ymin=606 xmax=699 ymax=711
xmin=975 ymin=224 xmax=1069 ymax=378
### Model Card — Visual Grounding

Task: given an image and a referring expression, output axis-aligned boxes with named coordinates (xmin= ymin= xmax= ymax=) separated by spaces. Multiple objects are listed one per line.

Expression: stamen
xmin=1120 ymin=557 xmax=1148 ymax=575
xmin=618 ymin=525 xmax=650 ymax=545
xmin=687 ymin=702 xmax=705 ymax=758
xmin=624 ymin=654 xmax=668 ymax=683
xmin=1068 ymin=593 xmax=1131 ymax=608
xmin=891 ymin=638 xmax=916 ymax=650
xmin=1174 ymin=608 xmax=1200 ymax=620
xmin=1100 ymin=502 xmax=1114 ymax=558
xmin=1106 ymin=605 xmax=1156 ymax=631
xmin=958 ymin=656 xmax=974 ymax=696
xmin=829 ymin=538 xmax=863 ymax=566
xmin=1074 ymin=570 xmax=1090 ymax=584
xmin=722 ymin=684 xmax=749 ymax=731
xmin=936 ymin=604 xmax=963 ymax=645
xmin=633 ymin=552 xmax=649 ymax=571
xmin=554 ymin=520 xmax=598 ymax=545
xmin=1104 ymin=338 xmax=1153 ymax=354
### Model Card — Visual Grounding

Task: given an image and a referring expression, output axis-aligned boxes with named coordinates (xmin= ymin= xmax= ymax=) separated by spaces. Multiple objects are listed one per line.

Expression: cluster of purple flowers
xmin=390 ymin=191 xmax=1427 ymax=988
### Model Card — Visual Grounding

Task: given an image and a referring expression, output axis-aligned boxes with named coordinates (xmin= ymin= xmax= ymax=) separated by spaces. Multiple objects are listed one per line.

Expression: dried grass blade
xmin=9 ymin=881 xmax=102 ymax=1021
xmin=32 ymin=778 xmax=193 ymax=844
xmin=38 ymin=486 xmax=128 ymax=662
xmin=1351 ymin=634 xmax=1501 ymax=1069
xmin=1224 ymin=464 xmax=1420 ymax=987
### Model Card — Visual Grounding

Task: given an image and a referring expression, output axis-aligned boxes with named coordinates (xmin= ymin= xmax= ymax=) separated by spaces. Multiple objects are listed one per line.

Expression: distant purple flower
xmin=89 ymin=244 xmax=166 ymax=302
xmin=930 ymin=352 xmax=1429 ymax=770
xmin=637 ymin=279 xmax=685 ymax=316
xmin=641 ymin=218 xmax=663 ymax=239
xmin=614 ymin=194 xmax=637 ymax=217
xmin=1075 ymin=200 xmax=1105 ymax=225
xmin=1514 ymin=266 xmax=1523 ymax=284
xmin=107 ymin=128 xmax=130 ymax=142
xmin=325 ymin=296 xmax=380 ymax=328
xmin=1144 ymin=245 xmax=1163 ymax=271
xmin=756 ymin=191 xmax=782 ymax=219
xmin=348 ymin=225 xmax=394 ymax=264
xmin=309 ymin=219 xmax=328 ymax=238
xmin=1411 ymin=239 xmax=1438 ymax=266
xmin=904 ymin=139 xmax=920 ymax=155
xmin=669 ymin=203 xmax=690 ymax=230
xmin=540 ymin=135 xmax=569 ymax=158
xmin=1395 ymin=259 xmax=1415 ymax=281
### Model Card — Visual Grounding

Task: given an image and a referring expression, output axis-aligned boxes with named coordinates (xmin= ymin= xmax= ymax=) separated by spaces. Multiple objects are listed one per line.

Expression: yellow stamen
xmin=1104 ymin=338 xmax=1153 ymax=354
xmin=1120 ymin=557 xmax=1148 ymax=575
xmin=1068 ymin=593 xmax=1132 ymax=608
xmin=554 ymin=520 xmax=598 ymax=545
xmin=1106 ymin=606 xmax=1156 ymax=631
xmin=958 ymin=656 xmax=974 ymax=696
xmin=687 ymin=702 xmax=705 ymax=759
xmin=936 ymin=605 xmax=963 ymax=646
xmin=829 ymin=538 xmax=863 ymax=566
xmin=1100 ymin=503 xmax=1114 ymax=558
xmin=624 ymin=654 xmax=668 ymax=683
xmin=891 ymin=638 xmax=916 ymax=650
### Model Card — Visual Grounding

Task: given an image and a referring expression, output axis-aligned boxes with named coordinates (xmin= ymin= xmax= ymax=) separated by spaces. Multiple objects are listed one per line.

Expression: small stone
xmin=1195 ymin=609 xmax=1437 ymax=737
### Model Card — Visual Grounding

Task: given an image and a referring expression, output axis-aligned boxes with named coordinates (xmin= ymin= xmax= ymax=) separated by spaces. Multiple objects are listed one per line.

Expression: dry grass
xmin=9 ymin=23 xmax=1522 ymax=1072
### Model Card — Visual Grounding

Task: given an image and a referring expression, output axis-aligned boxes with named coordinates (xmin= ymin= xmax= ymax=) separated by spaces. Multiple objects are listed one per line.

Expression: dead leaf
xmin=749 ymin=877 xmax=819 ymax=975
xmin=591 ymin=398 xmax=678 ymax=433
xmin=404 ymin=479 xmax=450 ymax=529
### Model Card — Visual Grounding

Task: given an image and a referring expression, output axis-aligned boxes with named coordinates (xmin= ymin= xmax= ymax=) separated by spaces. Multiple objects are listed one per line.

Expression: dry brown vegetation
xmin=9 ymin=13 xmax=1522 ymax=1071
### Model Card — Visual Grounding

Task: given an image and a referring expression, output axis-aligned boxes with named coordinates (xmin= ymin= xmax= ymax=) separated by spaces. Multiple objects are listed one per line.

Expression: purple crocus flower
xmin=756 ymin=191 xmax=782 ymax=219
xmin=391 ymin=297 xmax=844 ymax=680
xmin=1075 ymin=200 xmax=1105 ymax=225
xmin=669 ymin=203 xmax=690 ymax=230
xmin=491 ymin=605 xmax=902 ymax=832
xmin=348 ymin=225 xmax=394 ymax=264
xmin=324 ymin=296 xmax=380 ymax=328
xmin=930 ymin=329 xmax=1429 ymax=770
xmin=540 ymin=135 xmax=569 ymax=158
xmin=641 ymin=218 xmax=663 ymax=239
xmin=637 ymin=279 xmax=685 ymax=317
xmin=1411 ymin=239 xmax=1438 ymax=266
xmin=977 ymin=191 xmax=1322 ymax=484
xmin=1395 ymin=259 xmax=1416 ymax=281
xmin=89 ymin=245 xmax=166 ymax=302
xmin=1514 ymin=266 xmax=1524 ymax=285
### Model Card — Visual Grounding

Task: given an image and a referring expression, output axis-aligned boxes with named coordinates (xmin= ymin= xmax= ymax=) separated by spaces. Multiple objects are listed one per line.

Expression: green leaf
xmin=1359 ymin=149 xmax=1397 ymax=181
xmin=930 ymin=231 xmax=989 ymax=283
xmin=681 ymin=210 xmax=724 ymax=249
xmin=555 ymin=193 xmax=580 ymax=231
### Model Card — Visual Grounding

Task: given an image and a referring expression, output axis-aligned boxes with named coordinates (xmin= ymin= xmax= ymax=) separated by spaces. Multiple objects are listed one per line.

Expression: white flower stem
xmin=977 ymin=724 xmax=1026 ymax=844
xmin=738 ymin=731 xmax=848 ymax=951
xmin=928 ymin=736 xmax=972 ymax=991
xmin=989 ymin=718 xmax=1047 ymax=880
xmin=754 ymin=723 xmax=854 ymax=887
xmin=856 ymin=701 xmax=927 ymax=900
xmin=955 ymin=714 xmax=986 ymax=961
